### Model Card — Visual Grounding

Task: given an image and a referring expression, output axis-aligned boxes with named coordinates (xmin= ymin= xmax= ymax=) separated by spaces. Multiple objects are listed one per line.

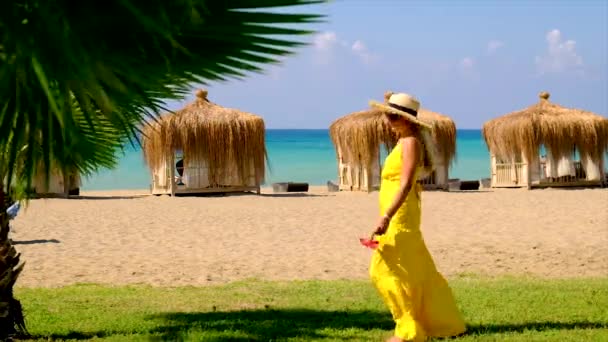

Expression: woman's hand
xmin=373 ymin=215 xmax=391 ymax=236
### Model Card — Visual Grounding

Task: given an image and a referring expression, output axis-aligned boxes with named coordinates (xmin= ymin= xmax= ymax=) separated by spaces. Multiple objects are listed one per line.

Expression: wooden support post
xmin=601 ymin=154 xmax=607 ymax=188
xmin=523 ymin=152 xmax=531 ymax=190
xmin=169 ymin=154 xmax=176 ymax=197
xmin=490 ymin=154 xmax=496 ymax=188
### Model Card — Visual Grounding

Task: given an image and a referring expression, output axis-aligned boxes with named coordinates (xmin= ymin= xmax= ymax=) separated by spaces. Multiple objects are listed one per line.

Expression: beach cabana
xmin=142 ymin=89 xmax=266 ymax=195
xmin=32 ymin=166 xmax=81 ymax=197
xmin=329 ymin=94 xmax=457 ymax=192
xmin=329 ymin=110 xmax=394 ymax=192
xmin=482 ymin=91 xmax=608 ymax=189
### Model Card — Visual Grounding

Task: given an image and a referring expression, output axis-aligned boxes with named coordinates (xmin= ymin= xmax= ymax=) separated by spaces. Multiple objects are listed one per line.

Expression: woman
xmin=368 ymin=92 xmax=466 ymax=342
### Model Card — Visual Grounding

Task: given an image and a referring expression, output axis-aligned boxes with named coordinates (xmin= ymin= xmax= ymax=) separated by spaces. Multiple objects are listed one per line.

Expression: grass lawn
xmin=15 ymin=276 xmax=608 ymax=341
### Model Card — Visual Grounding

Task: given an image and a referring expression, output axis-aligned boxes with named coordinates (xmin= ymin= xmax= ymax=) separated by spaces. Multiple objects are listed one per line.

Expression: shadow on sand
xmin=12 ymin=238 xmax=60 ymax=245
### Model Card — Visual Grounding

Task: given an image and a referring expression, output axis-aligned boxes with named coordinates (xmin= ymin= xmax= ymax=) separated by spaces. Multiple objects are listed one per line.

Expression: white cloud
xmin=351 ymin=40 xmax=377 ymax=64
xmin=351 ymin=40 xmax=366 ymax=53
xmin=312 ymin=31 xmax=377 ymax=65
xmin=535 ymin=29 xmax=583 ymax=74
xmin=487 ymin=40 xmax=504 ymax=54
xmin=312 ymin=31 xmax=338 ymax=65
xmin=458 ymin=57 xmax=480 ymax=81
xmin=460 ymin=57 xmax=474 ymax=69
xmin=313 ymin=31 xmax=338 ymax=51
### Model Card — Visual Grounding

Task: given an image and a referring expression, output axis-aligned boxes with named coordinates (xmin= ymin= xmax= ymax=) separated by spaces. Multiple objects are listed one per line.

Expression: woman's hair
xmin=400 ymin=120 xmax=437 ymax=177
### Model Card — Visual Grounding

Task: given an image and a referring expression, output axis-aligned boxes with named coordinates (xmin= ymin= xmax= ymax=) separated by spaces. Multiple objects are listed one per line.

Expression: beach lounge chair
xmin=7 ymin=202 xmax=20 ymax=220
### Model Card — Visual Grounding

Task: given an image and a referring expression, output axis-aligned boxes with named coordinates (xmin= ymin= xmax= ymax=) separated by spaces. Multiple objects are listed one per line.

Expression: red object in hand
xmin=359 ymin=237 xmax=379 ymax=249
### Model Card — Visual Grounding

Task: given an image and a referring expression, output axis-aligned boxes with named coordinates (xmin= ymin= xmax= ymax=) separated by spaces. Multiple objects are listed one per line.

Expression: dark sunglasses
xmin=385 ymin=113 xmax=400 ymax=121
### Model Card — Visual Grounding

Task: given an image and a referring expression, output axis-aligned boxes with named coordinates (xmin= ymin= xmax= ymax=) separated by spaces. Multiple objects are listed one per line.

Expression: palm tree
xmin=0 ymin=0 xmax=324 ymax=337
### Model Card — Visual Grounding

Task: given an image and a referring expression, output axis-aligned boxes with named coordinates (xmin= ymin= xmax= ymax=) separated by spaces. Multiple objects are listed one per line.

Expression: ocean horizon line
xmin=262 ymin=128 xmax=483 ymax=131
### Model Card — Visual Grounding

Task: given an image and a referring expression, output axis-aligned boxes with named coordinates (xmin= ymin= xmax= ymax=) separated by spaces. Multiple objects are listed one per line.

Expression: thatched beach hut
xmin=32 ymin=166 xmax=80 ymax=197
xmin=329 ymin=92 xmax=457 ymax=191
xmin=142 ymin=89 xmax=266 ymax=195
xmin=482 ymin=91 xmax=608 ymax=189
xmin=329 ymin=109 xmax=394 ymax=192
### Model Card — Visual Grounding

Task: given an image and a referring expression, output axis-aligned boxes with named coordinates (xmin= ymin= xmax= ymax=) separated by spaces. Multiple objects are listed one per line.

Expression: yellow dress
xmin=370 ymin=142 xmax=466 ymax=341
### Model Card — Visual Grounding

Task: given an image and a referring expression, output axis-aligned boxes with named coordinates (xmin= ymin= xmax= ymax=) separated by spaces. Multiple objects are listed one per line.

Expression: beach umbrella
xmin=142 ymin=89 xmax=267 ymax=187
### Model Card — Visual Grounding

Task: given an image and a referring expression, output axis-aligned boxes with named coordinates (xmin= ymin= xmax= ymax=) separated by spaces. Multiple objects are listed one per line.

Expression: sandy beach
xmin=10 ymin=187 xmax=608 ymax=288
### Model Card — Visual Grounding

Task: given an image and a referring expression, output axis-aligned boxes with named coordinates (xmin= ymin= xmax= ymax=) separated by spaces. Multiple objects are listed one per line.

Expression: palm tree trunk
xmin=0 ymin=185 xmax=27 ymax=339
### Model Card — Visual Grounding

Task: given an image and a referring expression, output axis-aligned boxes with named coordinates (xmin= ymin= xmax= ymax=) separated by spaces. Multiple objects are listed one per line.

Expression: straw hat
xmin=369 ymin=92 xmax=433 ymax=129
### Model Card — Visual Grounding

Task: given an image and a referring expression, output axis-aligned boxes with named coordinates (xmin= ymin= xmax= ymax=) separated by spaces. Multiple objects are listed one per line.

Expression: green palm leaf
xmin=0 ymin=0 xmax=325 ymax=187
xmin=0 ymin=1 xmax=325 ymax=337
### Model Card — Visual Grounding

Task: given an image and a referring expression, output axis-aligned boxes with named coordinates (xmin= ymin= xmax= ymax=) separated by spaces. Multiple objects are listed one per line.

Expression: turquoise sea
xmin=81 ymin=129 xmax=494 ymax=191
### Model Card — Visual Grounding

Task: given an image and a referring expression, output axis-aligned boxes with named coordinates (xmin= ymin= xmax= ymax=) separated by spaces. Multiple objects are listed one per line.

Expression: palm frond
xmin=0 ymin=0 xmax=326 ymax=193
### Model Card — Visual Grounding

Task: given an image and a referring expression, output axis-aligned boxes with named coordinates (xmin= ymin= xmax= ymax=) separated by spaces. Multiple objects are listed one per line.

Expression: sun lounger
xmin=7 ymin=202 xmax=20 ymax=220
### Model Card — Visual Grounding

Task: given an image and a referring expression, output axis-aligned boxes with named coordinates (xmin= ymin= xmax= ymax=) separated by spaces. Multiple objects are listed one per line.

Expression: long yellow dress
xmin=370 ymin=142 xmax=466 ymax=341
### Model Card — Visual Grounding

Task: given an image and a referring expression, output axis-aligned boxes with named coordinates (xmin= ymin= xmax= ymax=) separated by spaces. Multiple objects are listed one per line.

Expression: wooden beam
xmin=169 ymin=154 xmax=176 ymax=197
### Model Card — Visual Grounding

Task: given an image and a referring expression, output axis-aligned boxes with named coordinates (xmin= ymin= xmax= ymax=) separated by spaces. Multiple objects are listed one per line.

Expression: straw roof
xmin=329 ymin=92 xmax=457 ymax=168
xmin=418 ymin=108 xmax=457 ymax=167
xmin=329 ymin=109 xmax=396 ymax=167
xmin=142 ymin=89 xmax=266 ymax=186
xmin=482 ymin=91 xmax=608 ymax=161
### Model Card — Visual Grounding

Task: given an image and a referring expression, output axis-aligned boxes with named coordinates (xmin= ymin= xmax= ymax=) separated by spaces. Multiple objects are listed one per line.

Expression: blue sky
xmin=165 ymin=0 xmax=607 ymax=129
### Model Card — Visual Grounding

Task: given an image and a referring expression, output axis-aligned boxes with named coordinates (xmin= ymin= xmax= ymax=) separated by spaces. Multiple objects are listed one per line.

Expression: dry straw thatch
xmin=329 ymin=108 xmax=396 ymax=167
xmin=329 ymin=91 xmax=457 ymax=168
xmin=482 ymin=91 xmax=608 ymax=161
xmin=142 ymin=89 xmax=266 ymax=186
xmin=418 ymin=108 xmax=457 ymax=168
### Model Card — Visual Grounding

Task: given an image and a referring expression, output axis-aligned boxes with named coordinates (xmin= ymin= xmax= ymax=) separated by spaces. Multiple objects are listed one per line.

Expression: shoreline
xmin=74 ymin=182 xmax=605 ymax=197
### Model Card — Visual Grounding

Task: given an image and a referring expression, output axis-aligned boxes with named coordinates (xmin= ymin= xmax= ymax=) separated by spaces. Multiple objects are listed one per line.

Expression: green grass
xmin=15 ymin=276 xmax=608 ymax=341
